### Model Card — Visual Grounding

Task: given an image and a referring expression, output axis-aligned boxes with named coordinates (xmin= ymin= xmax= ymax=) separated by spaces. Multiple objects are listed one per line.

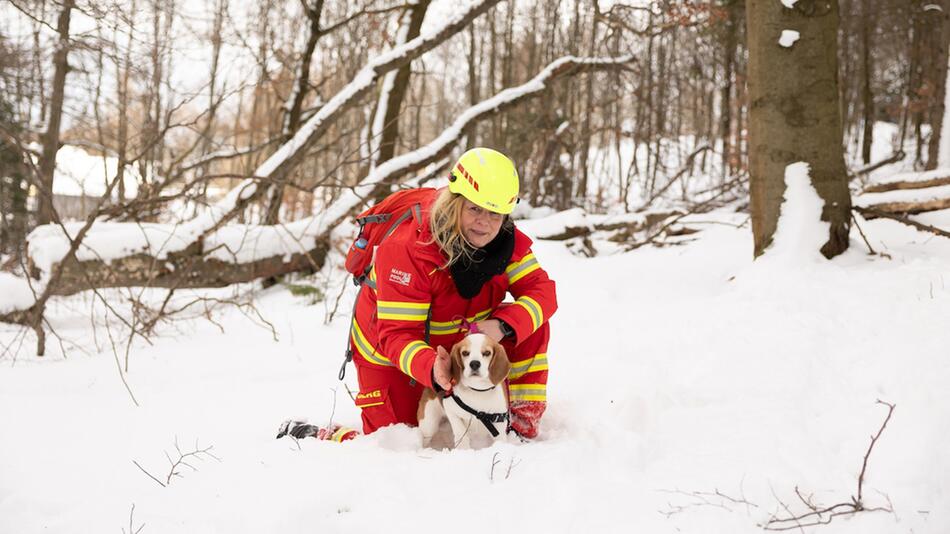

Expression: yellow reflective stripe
xmin=350 ymin=320 xmax=393 ymax=367
xmin=507 ymin=253 xmax=540 ymax=285
xmin=429 ymin=309 xmax=492 ymax=335
xmin=377 ymin=300 xmax=430 ymax=321
xmin=378 ymin=300 xmax=429 ymax=310
xmin=366 ymin=266 xmax=377 ymax=290
xmin=399 ymin=340 xmax=429 ymax=379
xmin=330 ymin=427 xmax=357 ymax=442
xmin=505 ymin=253 xmax=535 ymax=274
xmin=508 ymin=353 xmax=548 ymax=380
xmin=514 ymin=296 xmax=543 ymax=331
xmin=509 ymin=383 xmax=547 ymax=402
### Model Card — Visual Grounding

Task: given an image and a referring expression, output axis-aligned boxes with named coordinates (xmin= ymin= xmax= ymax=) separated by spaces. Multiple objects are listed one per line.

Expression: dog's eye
xmin=482 ymin=350 xmax=491 ymax=357
xmin=461 ymin=350 xmax=469 ymax=357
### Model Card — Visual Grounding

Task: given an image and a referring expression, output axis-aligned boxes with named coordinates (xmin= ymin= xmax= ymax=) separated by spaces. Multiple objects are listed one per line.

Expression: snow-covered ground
xmin=2 ymin=178 xmax=950 ymax=532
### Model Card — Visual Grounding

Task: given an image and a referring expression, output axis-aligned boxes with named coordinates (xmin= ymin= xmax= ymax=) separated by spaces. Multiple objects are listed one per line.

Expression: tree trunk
xmin=925 ymin=0 xmax=950 ymax=170
xmin=376 ymin=0 xmax=432 ymax=166
xmin=575 ymin=1 xmax=597 ymax=206
xmin=746 ymin=0 xmax=852 ymax=258
xmin=860 ymin=0 xmax=875 ymax=164
xmin=720 ymin=1 xmax=739 ymax=177
xmin=36 ymin=0 xmax=74 ymax=226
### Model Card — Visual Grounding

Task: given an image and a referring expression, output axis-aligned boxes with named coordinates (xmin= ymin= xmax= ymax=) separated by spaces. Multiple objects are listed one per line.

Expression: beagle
xmin=418 ymin=333 xmax=512 ymax=449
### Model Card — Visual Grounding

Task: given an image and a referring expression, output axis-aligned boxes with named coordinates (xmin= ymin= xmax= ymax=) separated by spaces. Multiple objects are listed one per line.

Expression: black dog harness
xmin=445 ymin=388 xmax=509 ymax=438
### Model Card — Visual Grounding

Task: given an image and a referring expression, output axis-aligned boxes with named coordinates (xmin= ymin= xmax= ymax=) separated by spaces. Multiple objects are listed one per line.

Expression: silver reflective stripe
xmin=351 ymin=324 xmax=392 ymax=366
xmin=507 ymin=257 xmax=539 ymax=281
xmin=377 ymin=306 xmax=429 ymax=318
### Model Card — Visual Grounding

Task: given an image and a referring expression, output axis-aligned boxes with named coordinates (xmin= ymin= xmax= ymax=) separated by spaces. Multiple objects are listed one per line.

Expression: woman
xmin=279 ymin=148 xmax=556 ymax=442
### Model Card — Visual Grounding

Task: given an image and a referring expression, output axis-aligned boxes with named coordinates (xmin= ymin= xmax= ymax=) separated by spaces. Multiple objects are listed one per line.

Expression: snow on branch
xmin=195 ymin=0 xmax=504 ymax=238
xmin=17 ymin=0 xmax=502 ymax=288
xmin=313 ymin=53 xmax=638 ymax=235
xmin=4 ymin=52 xmax=632 ymax=322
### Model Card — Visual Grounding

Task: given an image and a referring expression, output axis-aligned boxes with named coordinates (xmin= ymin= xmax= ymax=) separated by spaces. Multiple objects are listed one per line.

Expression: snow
xmin=45 ymin=145 xmax=141 ymax=198
xmin=0 ymin=273 xmax=36 ymax=314
xmin=868 ymin=168 xmax=950 ymax=186
xmin=779 ymin=30 xmax=800 ymax=48
xmin=762 ymin=162 xmax=827 ymax=262
xmin=23 ymin=217 xmax=329 ymax=279
xmin=17 ymin=0 xmax=499 ymax=283
xmin=856 ymin=183 xmax=950 ymax=207
xmin=781 ymin=0 xmax=799 ymax=7
xmin=14 ymin=50 xmax=635 ymax=303
xmin=3 ymin=197 xmax=950 ymax=533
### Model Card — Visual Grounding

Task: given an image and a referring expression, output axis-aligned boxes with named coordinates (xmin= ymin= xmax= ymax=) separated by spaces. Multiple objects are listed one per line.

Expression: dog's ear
xmin=488 ymin=340 xmax=511 ymax=385
xmin=449 ymin=342 xmax=464 ymax=385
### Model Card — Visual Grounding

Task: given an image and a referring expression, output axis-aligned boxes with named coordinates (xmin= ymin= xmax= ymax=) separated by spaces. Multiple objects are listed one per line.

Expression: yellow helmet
xmin=448 ymin=148 xmax=519 ymax=214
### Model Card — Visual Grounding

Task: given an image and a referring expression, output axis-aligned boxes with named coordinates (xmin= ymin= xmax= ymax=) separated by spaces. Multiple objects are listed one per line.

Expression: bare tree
xmin=35 ymin=0 xmax=75 ymax=226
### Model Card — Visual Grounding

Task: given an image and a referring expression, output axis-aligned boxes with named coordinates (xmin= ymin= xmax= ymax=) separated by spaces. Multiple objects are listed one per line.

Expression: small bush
xmin=285 ymin=283 xmax=325 ymax=304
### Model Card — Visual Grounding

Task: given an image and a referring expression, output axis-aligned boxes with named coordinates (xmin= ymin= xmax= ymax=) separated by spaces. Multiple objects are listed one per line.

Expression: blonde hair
xmin=428 ymin=188 xmax=476 ymax=267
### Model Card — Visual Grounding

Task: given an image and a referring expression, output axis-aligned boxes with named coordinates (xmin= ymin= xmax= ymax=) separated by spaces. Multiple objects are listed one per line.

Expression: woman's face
xmin=459 ymin=198 xmax=504 ymax=248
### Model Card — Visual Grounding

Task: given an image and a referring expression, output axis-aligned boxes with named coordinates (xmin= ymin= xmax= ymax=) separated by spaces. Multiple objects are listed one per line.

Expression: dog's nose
xmin=469 ymin=360 xmax=481 ymax=371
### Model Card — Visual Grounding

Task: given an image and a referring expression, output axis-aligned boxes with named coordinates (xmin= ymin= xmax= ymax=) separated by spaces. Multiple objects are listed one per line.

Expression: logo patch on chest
xmin=389 ymin=268 xmax=412 ymax=286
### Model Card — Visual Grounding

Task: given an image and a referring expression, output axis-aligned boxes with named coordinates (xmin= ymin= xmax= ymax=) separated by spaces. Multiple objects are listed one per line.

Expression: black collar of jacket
xmin=450 ymin=222 xmax=515 ymax=299
xmin=446 ymin=390 xmax=509 ymax=437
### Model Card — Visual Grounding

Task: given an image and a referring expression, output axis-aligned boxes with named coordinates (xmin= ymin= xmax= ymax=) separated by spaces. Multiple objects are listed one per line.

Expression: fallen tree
xmin=861 ymin=173 xmax=950 ymax=194
xmin=2 ymin=53 xmax=637 ymax=352
xmin=855 ymin=183 xmax=950 ymax=218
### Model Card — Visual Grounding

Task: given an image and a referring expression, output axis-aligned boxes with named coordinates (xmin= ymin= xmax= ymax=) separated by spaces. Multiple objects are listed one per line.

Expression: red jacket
xmin=349 ymin=188 xmax=557 ymax=390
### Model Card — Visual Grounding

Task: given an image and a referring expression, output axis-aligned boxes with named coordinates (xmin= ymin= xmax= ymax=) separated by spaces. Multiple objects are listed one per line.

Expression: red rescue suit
xmin=349 ymin=188 xmax=557 ymax=438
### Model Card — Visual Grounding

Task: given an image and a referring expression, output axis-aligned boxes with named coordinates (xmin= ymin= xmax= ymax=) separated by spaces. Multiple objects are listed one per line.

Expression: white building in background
xmin=33 ymin=144 xmax=142 ymax=220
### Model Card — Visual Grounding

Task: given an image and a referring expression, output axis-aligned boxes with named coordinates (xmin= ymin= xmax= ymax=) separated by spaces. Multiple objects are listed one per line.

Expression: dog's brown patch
xmin=449 ymin=342 xmax=464 ymax=385
xmin=417 ymin=388 xmax=438 ymax=424
xmin=488 ymin=339 xmax=511 ymax=385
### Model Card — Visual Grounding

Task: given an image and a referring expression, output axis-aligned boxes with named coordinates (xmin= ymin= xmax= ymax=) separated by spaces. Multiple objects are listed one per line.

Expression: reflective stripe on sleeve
xmin=350 ymin=320 xmax=393 ymax=367
xmin=508 ymin=353 xmax=548 ymax=381
xmin=399 ymin=340 xmax=429 ymax=379
xmin=506 ymin=253 xmax=540 ymax=285
xmin=377 ymin=300 xmax=430 ymax=321
xmin=509 ymin=383 xmax=547 ymax=402
xmin=366 ymin=266 xmax=377 ymax=290
xmin=513 ymin=296 xmax=543 ymax=331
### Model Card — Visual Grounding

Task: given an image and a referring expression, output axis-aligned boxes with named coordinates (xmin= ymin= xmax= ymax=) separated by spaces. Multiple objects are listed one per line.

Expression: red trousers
xmin=353 ymin=321 xmax=550 ymax=434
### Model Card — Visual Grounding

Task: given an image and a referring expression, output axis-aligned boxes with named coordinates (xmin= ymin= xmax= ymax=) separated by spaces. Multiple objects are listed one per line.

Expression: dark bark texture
xmin=746 ymin=0 xmax=852 ymax=258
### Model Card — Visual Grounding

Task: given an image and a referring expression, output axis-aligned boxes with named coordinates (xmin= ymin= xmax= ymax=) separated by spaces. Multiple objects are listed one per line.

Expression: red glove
xmin=509 ymin=400 xmax=546 ymax=439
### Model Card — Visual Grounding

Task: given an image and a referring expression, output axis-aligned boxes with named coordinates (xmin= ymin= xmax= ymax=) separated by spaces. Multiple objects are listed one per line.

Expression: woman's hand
xmin=433 ymin=345 xmax=454 ymax=391
xmin=474 ymin=319 xmax=505 ymax=343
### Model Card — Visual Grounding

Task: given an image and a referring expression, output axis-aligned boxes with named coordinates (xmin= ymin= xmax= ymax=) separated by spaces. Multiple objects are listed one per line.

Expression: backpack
xmin=338 ymin=187 xmax=435 ymax=381
xmin=343 ymin=187 xmax=434 ymax=285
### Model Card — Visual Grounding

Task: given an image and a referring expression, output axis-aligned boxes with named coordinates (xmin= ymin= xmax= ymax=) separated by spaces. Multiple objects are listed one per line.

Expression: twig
xmin=857 ymin=400 xmax=895 ymax=504
xmin=762 ymin=400 xmax=896 ymax=531
xmin=132 ymin=460 xmax=166 ymax=488
xmin=851 ymin=213 xmax=877 ymax=255
xmin=657 ymin=487 xmax=756 ymax=518
xmin=490 ymin=452 xmax=502 ymax=482
xmin=849 ymin=151 xmax=905 ymax=179
xmin=854 ymin=206 xmax=950 ymax=239
xmin=164 ymin=437 xmax=220 ymax=486
xmin=326 ymin=387 xmax=339 ymax=431
xmin=505 ymin=456 xmax=521 ymax=480
xmin=122 ymin=503 xmax=146 ymax=534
